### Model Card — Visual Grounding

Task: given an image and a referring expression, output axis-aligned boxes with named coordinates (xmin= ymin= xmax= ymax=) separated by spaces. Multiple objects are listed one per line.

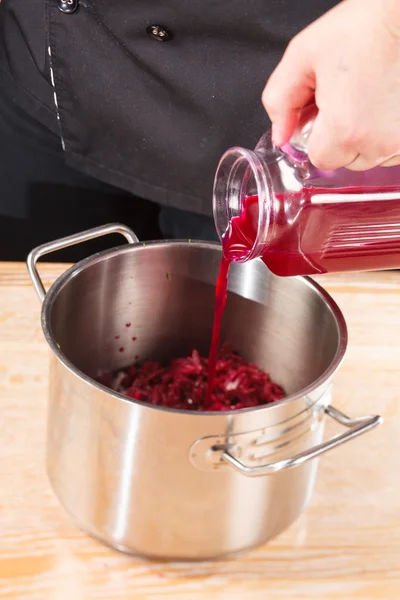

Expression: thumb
xmin=262 ymin=40 xmax=315 ymax=146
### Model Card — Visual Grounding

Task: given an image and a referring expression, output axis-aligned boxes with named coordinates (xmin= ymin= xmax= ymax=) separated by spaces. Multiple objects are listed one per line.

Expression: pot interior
xmin=45 ymin=242 xmax=346 ymax=396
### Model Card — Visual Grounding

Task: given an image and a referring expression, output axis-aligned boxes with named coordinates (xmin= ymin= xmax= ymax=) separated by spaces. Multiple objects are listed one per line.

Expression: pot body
xmin=28 ymin=228 xmax=379 ymax=560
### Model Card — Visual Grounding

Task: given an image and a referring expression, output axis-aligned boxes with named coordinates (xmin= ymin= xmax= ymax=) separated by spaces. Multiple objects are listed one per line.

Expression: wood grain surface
xmin=0 ymin=262 xmax=399 ymax=599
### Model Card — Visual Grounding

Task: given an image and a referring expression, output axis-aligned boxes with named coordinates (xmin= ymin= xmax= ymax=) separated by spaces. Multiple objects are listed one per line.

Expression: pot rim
xmin=40 ymin=239 xmax=348 ymax=416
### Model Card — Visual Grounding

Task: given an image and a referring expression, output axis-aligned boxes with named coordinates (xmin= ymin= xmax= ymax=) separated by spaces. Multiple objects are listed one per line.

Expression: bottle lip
xmin=213 ymin=146 xmax=272 ymax=263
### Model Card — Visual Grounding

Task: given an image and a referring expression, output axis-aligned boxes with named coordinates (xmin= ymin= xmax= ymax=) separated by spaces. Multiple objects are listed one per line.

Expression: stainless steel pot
xmin=27 ymin=223 xmax=382 ymax=560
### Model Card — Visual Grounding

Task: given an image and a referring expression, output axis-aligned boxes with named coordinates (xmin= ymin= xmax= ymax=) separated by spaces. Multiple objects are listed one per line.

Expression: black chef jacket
xmin=0 ymin=1 xmax=338 ymax=216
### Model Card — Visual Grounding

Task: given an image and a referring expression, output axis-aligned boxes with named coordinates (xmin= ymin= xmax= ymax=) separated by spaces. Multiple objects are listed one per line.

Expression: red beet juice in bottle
xmin=213 ymin=106 xmax=400 ymax=276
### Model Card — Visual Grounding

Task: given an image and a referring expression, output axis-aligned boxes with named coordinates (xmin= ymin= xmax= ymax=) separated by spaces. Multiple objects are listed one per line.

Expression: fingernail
xmin=271 ymin=124 xmax=283 ymax=147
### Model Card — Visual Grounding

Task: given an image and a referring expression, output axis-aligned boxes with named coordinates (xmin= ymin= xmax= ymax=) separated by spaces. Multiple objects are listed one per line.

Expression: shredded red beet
xmin=97 ymin=344 xmax=285 ymax=411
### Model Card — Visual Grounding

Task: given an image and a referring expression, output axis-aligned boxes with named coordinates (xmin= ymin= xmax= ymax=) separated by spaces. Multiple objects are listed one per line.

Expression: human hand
xmin=262 ymin=0 xmax=400 ymax=171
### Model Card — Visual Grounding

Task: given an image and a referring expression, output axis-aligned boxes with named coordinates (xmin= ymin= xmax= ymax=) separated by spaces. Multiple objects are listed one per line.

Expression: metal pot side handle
xmin=222 ymin=405 xmax=383 ymax=477
xmin=27 ymin=223 xmax=139 ymax=302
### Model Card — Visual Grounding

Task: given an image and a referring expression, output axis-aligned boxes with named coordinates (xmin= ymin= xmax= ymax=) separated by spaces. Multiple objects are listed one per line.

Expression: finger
xmin=379 ymin=154 xmax=400 ymax=167
xmin=307 ymin=112 xmax=359 ymax=170
xmin=262 ymin=41 xmax=315 ymax=146
xmin=345 ymin=149 xmax=400 ymax=171
xmin=345 ymin=154 xmax=384 ymax=171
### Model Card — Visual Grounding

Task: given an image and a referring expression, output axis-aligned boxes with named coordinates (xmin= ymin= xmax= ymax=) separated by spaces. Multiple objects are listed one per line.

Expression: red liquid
xmin=206 ymin=186 xmax=400 ymax=397
xmin=223 ymin=188 xmax=400 ymax=276
xmin=205 ymin=255 xmax=230 ymax=405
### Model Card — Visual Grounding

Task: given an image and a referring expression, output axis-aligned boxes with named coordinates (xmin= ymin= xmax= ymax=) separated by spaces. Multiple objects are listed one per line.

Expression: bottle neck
xmin=213 ymin=146 xmax=275 ymax=262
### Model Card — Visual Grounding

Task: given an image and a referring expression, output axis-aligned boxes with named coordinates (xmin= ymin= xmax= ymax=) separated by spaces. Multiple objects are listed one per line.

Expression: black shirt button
xmin=58 ymin=0 xmax=79 ymax=14
xmin=146 ymin=24 xmax=174 ymax=42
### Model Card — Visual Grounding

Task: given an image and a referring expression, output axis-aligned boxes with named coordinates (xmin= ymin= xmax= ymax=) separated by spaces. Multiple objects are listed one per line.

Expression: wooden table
xmin=1 ymin=262 xmax=399 ymax=599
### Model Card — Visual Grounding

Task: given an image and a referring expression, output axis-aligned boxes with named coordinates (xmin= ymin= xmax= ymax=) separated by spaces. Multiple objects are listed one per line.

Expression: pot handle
xmin=222 ymin=405 xmax=382 ymax=477
xmin=27 ymin=223 xmax=139 ymax=302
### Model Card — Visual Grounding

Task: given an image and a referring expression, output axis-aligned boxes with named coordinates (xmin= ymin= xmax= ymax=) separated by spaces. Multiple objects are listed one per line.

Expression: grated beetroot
xmin=97 ymin=343 xmax=285 ymax=412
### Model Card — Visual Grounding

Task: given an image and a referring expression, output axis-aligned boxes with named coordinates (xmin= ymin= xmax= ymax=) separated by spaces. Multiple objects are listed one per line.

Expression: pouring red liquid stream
xmin=206 ymin=187 xmax=400 ymax=398
xmin=205 ymin=255 xmax=230 ymax=406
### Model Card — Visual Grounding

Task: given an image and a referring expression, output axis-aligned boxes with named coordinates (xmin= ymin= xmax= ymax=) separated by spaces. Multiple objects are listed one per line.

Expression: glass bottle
xmin=213 ymin=106 xmax=400 ymax=276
